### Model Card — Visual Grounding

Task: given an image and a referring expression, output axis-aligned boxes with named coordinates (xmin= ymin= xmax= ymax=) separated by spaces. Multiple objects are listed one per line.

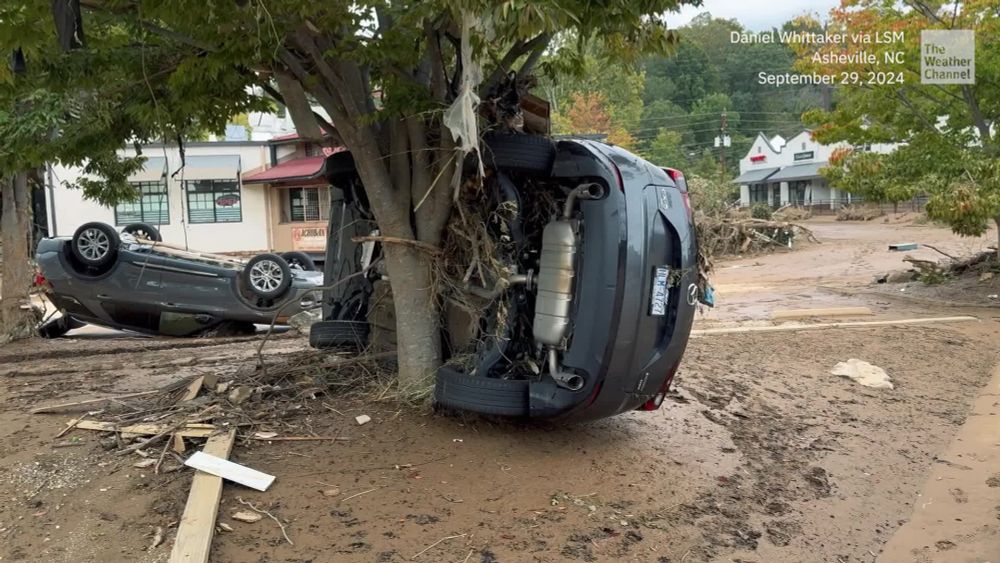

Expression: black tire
xmin=242 ymin=253 xmax=293 ymax=299
xmin=71 ymin=222 xmax=119 ymax=268
xmin=309 ymin=320 xmax=370 ymax=350
xmin=482 ymin=132 xmax=556 ymax=176
xmin=434 ymin=366 xmax=530 ymax=417
xmin=122 ymin=222 xmax=162 ymax=242
xmin=281 ymin=251 xmax=316 ymax=271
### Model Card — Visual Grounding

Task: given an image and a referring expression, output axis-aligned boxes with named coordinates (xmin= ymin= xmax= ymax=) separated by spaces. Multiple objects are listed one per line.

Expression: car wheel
xmin=280 ymin=251 xmax=316 ymax=271
xmin=309 ymin=320 xmax=370 ymax=350
xmin=482 ymin=132 xmax=556 ymax=176
xmin=71 ymin=222 xmax=120 ymax=268
xmin=434 ymin=366 xmax=530 ymax=417
xmin=243 ymin=253 xmax=293 ymax=299
xmin=122 ymin=222 xmax=162 ymax=242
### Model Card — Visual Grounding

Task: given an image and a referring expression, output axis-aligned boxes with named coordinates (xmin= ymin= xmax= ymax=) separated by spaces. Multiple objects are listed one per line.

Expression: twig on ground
xmin=410 ymin=533 xmax=468 ymax=559
xmin=154 ymin=436 xmax=172 ymax=474
xmin=235 ymin=496 xmax=293 ymax=545
xmin=340 ymin=487 xmax=378 ymax=502
xmin=921 ymin=243 xmax=958 ymax=260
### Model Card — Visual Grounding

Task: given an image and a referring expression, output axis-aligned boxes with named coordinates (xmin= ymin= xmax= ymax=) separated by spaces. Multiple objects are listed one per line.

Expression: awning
xmin=769 ymin=162 xmax=826 ymax=182
xmin=732 ymin=167 xmax=779 ymax=184
xmin=242 ymin=156 xmax=326 ymax=184
xmin=129 ymin=156 xmax=167 ymax=183
xmin=178 ymin=155 xmax=241 ymax=180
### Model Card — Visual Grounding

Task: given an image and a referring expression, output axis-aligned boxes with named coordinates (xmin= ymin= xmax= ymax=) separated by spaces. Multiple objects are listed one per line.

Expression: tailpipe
xmin=563 ymin=183 xmax=605 ymax=219
xmin=547 ymin=349 xmax=585 ymax=391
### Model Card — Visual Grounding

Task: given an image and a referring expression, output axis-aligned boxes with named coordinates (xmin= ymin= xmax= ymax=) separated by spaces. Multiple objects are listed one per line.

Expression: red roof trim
xmin=242 ymin=156 xmax=326 ymax=184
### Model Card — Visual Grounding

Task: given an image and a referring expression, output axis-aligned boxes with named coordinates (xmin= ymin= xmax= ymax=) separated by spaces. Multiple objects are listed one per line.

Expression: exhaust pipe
xmin=547 ymin=349 xmax=585 ymax=391
xmin=563 ymin=183 xmax=605 ymax=219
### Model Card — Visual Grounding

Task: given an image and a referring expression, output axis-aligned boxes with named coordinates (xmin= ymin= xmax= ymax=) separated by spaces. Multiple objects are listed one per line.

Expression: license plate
xmin=650 ymin=266 xmax=669 ymax=316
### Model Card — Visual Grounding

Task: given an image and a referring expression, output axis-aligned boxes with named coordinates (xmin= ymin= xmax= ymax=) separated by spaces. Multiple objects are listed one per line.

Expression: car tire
xmin=122 ymin=222 xmax=162 ymax=242
xmin=71 ymin=222 xmax=120 ymax=269
xmin=434 ymin=366 xmax=530 ymax=417
xmin=280 ymin=251 xmax=316 ymax=271
xmin=309 ymin=320 xmax=370 ymax=350
xmin=243 ymin=253 xmax=293 ymax=299
xmin=482 ymin=132 xmax=556 ymax=176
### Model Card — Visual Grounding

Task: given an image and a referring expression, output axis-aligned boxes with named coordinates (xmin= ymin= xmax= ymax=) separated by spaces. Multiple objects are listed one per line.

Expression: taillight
xmin=33 ymin=272 xmax=48 ymax=288
xmin=681 ymin=192 xmax=693 ymax=220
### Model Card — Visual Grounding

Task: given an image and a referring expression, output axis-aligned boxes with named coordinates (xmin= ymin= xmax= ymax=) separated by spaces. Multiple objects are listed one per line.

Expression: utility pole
xmin=714 ymin=112 xmax=731 ymax=180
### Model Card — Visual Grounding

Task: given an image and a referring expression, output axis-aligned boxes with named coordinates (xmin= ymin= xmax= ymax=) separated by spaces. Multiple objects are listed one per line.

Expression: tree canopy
xmin=795 ymin=0 xmax=999 ymax=249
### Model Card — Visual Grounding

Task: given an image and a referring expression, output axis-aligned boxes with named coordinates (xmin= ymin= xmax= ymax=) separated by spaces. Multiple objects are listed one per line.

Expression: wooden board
xmin=169 ymin=430 xmax=236 ymax=563
xmin=692 ymin=315 xmax=978 ymax=336
xmin=184 ymin=451 xmax=275 ymax=492
xmin=71 ymin=420 xmax=218 ymax=438
xmin=770 ymin=307 xmax=873 ymax=320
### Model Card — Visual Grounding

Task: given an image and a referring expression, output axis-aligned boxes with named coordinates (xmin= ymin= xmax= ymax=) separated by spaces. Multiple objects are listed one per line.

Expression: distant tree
xmin=644 ymin=129 xmax=688 ymax=168
xmin=797 ymin=0 xmax=1000 ymax=256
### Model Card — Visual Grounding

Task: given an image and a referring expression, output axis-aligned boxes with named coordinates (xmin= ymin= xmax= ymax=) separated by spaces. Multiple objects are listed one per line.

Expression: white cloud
xmin=665 ymin=0 xmax=840 ymax=31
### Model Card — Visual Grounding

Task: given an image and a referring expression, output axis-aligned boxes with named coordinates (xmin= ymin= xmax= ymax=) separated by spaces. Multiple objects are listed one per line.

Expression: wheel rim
xmin=288 ymin=259 xmax=303 ymax=270
xmin=133 ymin=229 xmax=150 ymax=240
xmin=77 ymin=228 xmax=110 ymax=261
xmin=249 ymin=260 xmax=284 ymax=293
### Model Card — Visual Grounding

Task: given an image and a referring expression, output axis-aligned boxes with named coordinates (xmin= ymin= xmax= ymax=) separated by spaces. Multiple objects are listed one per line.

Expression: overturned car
xmin=316 ymin=134 xmax=698 ymax=422
xmin=36 ymin=222 xmax=323 ymax=337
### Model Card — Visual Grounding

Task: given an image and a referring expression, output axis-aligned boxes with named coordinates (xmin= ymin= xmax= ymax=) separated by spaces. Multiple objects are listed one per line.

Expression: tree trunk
xmin=1 ymin=172 xmax=36 ymax=341
xmin=346 ymin=131 xmax=444 ymax=395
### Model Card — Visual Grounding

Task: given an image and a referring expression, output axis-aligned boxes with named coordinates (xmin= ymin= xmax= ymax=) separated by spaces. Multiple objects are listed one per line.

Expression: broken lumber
xmin=70 ymin=420 xmax=218 ymax=438
xmin=770 ymin=307 xmax=873 ymax=320
xmin=180 ymin=375 xmax=219 ymax=402
xmin=692 ymin=315 xmax=978 ymax=336
xmin=30 ymin=390 xmax=160 ymax=414
xmin=169 ymin=429 xmax=236 ymax=563
xmin=184 ymin=451 xmax=275 ymax=492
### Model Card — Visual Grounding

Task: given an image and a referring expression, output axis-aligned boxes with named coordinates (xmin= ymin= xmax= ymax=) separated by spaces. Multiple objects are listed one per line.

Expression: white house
xmin=734 ymin=130 xmax=896 ymax=208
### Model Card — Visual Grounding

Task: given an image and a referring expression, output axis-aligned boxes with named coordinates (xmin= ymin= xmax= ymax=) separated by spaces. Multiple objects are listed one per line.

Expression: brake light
xmin=33 ymin=272 xmax=48 ymax=288
xmin=681 ymin=191 xmax=693 ymax=220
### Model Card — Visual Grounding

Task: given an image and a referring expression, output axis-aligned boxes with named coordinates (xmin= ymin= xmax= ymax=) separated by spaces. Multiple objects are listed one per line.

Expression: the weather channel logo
xmin=921 ymin=30 xmax=975 ymax=84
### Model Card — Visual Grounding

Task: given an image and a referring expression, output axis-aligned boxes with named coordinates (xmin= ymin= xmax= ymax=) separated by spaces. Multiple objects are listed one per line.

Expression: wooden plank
xmin=169 ymin=430 xmax=236 ymax=563
xmin=184 ymin=451 xmax=275 ymax=492
xmin=173 ymin=434 xmax=187 ymax=453
xmin=179 ymin=375 xmax=216 ymax=402
xmin=71 ymin=420 xmax=218 ymax=438
xmin=770 ymin=307 xmax=873 ymax=320
xmin=692 ymin=315 xmax=978 ymax=336
xmin=30 ymin=391 xmax=160 ymax=414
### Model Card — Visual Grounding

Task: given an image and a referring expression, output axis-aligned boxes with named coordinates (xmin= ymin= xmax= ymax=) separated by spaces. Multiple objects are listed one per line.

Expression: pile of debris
xmin=695 ymin=211 xmax=820 ymax=258
xmin=30 ymin=348 xmax=393 ymax=561
xmin=836 ymin=205 xmax=884 ymax=221
xmin=899 ymin=248 xmax=999 ymax=285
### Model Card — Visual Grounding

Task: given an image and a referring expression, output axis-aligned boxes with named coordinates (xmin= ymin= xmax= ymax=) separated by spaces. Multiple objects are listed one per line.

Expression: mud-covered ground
xmin=1 ymin=217 xmax=998 ymax=563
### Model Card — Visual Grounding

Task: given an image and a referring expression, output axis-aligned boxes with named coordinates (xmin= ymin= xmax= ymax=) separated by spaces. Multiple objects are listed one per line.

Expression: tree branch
xmin=483 ymin=33 xmax=549 ymax=93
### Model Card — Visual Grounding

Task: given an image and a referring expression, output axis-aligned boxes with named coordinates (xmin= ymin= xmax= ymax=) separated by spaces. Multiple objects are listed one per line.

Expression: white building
xmin=47 ymin=133 xmax=345 ymax=260
xmin=734 ymin=130 xmax=895 ymax=208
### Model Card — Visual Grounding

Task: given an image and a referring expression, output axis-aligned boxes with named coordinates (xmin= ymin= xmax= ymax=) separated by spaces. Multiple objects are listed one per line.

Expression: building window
xmin=749 ymin=184 xmax=769 ymax=204
xmin=185 ymin=180 xmax=242 ymax=223
xmin=283 ymin=187 xmax=331 ymax=222
xmin=115 ymin=181 xmax=169 ymax=225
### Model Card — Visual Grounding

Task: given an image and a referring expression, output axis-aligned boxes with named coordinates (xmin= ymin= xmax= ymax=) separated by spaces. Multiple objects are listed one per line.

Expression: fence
xmin=742 ymin=196 xmax=929 ymax=215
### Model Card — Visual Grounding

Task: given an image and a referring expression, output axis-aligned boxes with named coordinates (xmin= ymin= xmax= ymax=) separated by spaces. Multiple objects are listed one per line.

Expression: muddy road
xmin=1 ymin=217 xmax=998 ymax=563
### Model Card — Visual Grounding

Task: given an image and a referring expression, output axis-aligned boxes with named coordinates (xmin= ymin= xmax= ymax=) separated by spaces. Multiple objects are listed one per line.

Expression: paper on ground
xmin=184 ymin=451 xmax=275 ymax=491
xmin=831 ymin=359 xmax=893 ymax=389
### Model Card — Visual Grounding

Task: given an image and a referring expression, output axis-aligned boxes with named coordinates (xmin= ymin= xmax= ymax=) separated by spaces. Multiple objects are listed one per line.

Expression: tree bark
xmin=1 ymin=172 xmax=35 ymax=341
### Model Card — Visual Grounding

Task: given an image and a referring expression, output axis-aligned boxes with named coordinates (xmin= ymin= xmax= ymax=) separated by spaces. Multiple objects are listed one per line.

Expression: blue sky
xmin=665 ymin=0 xmax=841 ymax=31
